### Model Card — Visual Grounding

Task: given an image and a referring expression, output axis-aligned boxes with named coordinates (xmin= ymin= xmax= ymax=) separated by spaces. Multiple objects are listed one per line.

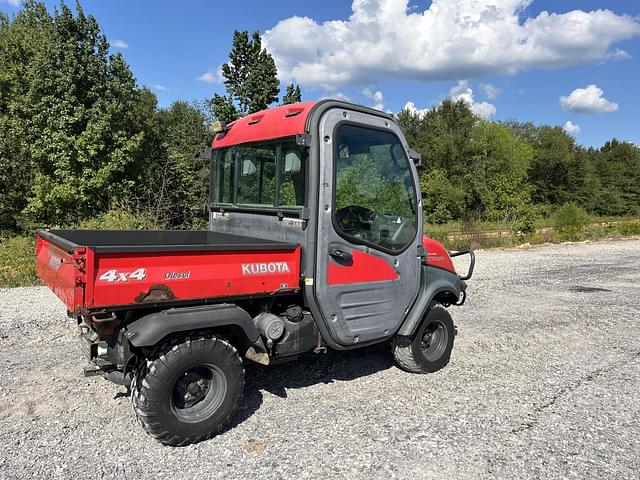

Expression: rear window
xmin=211 ymin=140 xmax=306 ymax=209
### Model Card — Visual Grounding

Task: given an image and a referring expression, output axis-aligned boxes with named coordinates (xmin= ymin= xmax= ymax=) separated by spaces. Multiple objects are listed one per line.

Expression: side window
xmin=334 ymin=124 xmax=418 ymax=252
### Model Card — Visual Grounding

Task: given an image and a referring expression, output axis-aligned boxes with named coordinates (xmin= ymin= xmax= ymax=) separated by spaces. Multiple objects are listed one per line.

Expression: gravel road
xmin=1 ymin=239 xmax=639 ymax=479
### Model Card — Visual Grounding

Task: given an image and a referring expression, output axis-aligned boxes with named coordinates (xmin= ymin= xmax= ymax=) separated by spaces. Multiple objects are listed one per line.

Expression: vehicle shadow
xmin=227 ymin=343 xmax=394 ymax=430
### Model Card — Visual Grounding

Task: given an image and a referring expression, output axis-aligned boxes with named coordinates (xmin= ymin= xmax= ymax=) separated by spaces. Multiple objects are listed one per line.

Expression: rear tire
xmin=392 ymin=304 xmax=455 ymax=373
xmin=131 ymin=333 xmax=244 ymax=446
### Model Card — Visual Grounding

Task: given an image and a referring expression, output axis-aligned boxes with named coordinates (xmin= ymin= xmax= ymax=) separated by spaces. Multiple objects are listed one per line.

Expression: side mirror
xmin=200 ymin=147 xmax=212 ymax=160
xmin=408 ymin=148 xmax=422 ymax=166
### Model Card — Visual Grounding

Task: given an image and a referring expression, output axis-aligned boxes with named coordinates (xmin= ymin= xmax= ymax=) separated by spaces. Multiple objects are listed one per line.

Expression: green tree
xmin=591 ymin=140 xmax=640 ymax=216
xmin=398 ymin=100 xmax=476 ymax=176
xmin=502 ymin=119 xmax=540 ymax=144
xmin=207 ymin=94 xmax=238 ymax=125
xmin=527 ymin=126 xmax=586 ymax=207
xmin=1 ymin=1 xmax=157 ymax=228
xmin=210 ymin=30 xmax=279 ymax=122
xmin=282 ymin=83 xmax=302 ymax=104
xmin=464 ymin=121 xmax=533 ymax=221
xmin=146 ymin=101 xmax=212 ymax=228
xmin=395 ymin=108 xmax=421 ymax=142
xmin=398 ymin=101 xmax=534 ymax=222
xmin=420 ymin=169 xmax=465 ymax=224
xmin=0 ymin=1 xmax=53 ymax=231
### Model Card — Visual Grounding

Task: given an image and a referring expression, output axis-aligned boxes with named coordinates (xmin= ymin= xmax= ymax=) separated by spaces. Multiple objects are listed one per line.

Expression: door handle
xmin=329 ymin=247 xmax=353 ymax=264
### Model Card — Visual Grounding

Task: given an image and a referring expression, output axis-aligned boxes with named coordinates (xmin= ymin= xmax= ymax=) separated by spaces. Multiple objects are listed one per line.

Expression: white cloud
xmin=1 ymin=0 xmax=20 ymax=7
xmin=197 ymin=65 xmax=224 ymax=84
xmin=470 ymin=102 xmax=497 ymax=119
xmin=197 ymin=72 xmax=217 ymax=84
xmin=449 ymin=80 xmax=496 ymax=118
xmin=609 ymin=49 xmax=632 ymax=61
xmin=404 ymin=80 xmax=496 ymax=118
xmin=563 ymin=121 xmax=581 ymax=135
xmin=363 ymin=88 xmax=384 ymax=110
xmin=263 ymin=0 xmax=640 ymax=89
xmin=560 ymin=85 xmax=618 ymax=113
xmin=402 ymin=101 xmax=430 ymax=117
xmin=322 ymin=92 xmax=352 ymax=102
xmin=151 ymin=84 xmax=169 ymax=92
xmin=479 ymin=83 xmax=500 ymax=100
xmin=111 ymin=39 xmax=128 ymax=49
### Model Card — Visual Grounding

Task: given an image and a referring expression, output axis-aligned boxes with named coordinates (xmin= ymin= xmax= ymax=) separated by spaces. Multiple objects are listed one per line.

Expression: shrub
xmin=510 ymin=204 xmax=540 ymax=235
xmin=615 ymin=220 xmax=640 ymax=236
xmin=77 ymin=210 xmax=158 ymax=230
xmin=420 ymin=169 xmax=465 ymax=224
xmin=552 ymin=203 xmax=589 ymax=240
xmin=0 ymin=236 xmax=38 ymax=288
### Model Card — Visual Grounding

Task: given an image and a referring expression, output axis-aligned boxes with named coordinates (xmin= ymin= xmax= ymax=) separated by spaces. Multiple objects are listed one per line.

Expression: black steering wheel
xmin=336 ymin=205 xmax=376 ymax=237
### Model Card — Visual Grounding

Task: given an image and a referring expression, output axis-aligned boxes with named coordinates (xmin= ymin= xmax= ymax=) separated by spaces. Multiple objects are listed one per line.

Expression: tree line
xmin=1 ymin=1 xmax=638 ymax=235
xmin=398 ymin=101 xmax=640 ymax=229
xmin=0 ymin=1 xmax=300 ymax=233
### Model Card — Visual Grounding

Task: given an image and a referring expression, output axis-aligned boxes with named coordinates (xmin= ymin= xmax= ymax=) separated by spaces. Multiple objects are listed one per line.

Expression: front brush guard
xmin=450 ymin=249 xmax=475 ymax=281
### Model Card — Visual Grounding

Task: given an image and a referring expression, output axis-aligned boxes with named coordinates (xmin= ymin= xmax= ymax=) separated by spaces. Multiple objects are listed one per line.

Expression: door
xmin=314 ymin=108 xmax=423 ymax=346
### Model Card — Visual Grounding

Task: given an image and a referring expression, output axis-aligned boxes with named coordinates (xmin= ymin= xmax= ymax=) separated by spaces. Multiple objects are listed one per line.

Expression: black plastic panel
xmin=273 ymin=313 xmax=319 ymax=357
xmin=125 ymin=303 xmax=260 ymax=347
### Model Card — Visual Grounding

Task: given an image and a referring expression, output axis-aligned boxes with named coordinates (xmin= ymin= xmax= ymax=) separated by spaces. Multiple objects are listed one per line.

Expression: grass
xmin=426 ymin=217 xmax=640 ymax=251
xmin=0 ymin=235 xmax=39 ymax=288
xmin=1 ymin=217 xmax=639 ymax=288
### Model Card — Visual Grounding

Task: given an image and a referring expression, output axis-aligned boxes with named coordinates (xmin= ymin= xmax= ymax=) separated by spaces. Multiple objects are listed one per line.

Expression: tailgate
xmin=35 ymin=232 xmax=86 ymax=314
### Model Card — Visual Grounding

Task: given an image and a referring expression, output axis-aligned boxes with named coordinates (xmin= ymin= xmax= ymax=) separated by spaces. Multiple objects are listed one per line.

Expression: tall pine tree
xmin=208 ymin=30 xmax=280 ymax=123
xmin=282 ymin=83 xmax=302 ymax=104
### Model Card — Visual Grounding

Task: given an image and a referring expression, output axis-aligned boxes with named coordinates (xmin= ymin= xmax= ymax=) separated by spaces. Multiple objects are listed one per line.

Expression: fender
xmin=397 ymin=265 xmax=463 ymax=337
xmin=124 ymin=303 xmax=260 ymax=348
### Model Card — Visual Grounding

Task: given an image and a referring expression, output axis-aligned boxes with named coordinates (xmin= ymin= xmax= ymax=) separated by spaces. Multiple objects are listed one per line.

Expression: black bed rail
xmin=36 ymin=229 xmax=298 ymax=254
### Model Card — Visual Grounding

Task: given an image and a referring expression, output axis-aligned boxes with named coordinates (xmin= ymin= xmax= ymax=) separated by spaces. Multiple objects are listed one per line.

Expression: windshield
xmin=211 ymin=139 xmax=306 ymax=210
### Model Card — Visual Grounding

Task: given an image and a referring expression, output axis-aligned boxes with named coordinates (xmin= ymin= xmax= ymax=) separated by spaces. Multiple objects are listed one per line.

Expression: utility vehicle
xmin=36 ymin=100 xmax=474 ymax=446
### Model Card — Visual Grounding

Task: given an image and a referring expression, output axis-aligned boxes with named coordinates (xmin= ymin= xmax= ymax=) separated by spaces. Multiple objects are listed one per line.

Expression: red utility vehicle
xmin=36 ymin=100 xmax=474 ymax=446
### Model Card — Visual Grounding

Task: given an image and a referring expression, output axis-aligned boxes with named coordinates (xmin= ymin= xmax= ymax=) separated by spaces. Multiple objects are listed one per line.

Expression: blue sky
xmin=2 ymin=0 xmax=639 ymax=147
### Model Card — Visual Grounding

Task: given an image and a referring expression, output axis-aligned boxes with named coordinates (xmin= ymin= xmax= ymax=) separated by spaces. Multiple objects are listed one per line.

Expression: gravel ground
xmin=1 ymin=239 xmax=639 ymax=479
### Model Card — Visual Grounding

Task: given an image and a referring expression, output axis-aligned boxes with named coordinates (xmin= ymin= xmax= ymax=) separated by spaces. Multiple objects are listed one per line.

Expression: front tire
xmin=131 ymin=333 xmax=244 ymax=446
xmin=392 ymin=304 xmax=455 ymax=373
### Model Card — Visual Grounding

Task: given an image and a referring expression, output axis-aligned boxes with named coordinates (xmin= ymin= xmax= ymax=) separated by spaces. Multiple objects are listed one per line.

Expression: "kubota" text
xmin=241 ymin=262 xmax=290 ymax=275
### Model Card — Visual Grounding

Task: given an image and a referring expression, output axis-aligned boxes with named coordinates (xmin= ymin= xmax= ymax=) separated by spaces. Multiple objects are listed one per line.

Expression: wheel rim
xmin=420 ymin=321 xmax=448 ymax=361
xmin=170 ymin=365 xmax=227 ymax=423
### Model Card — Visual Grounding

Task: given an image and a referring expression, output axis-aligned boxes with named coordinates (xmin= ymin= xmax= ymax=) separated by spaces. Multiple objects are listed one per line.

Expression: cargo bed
xmin=35 ymin=229 xmax=302 ymax=315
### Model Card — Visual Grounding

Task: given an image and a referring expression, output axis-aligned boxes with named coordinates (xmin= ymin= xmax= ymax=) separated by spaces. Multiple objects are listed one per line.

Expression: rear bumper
xmin=78 ymin=320 xmax=133 ymax=377
xmin=78 ymin=325 xmax=112 ymax=368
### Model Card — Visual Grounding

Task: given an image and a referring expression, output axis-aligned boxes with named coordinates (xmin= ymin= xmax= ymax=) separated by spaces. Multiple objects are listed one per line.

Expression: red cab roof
xmin=212 ymin=101 xmax=318 ymax=149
